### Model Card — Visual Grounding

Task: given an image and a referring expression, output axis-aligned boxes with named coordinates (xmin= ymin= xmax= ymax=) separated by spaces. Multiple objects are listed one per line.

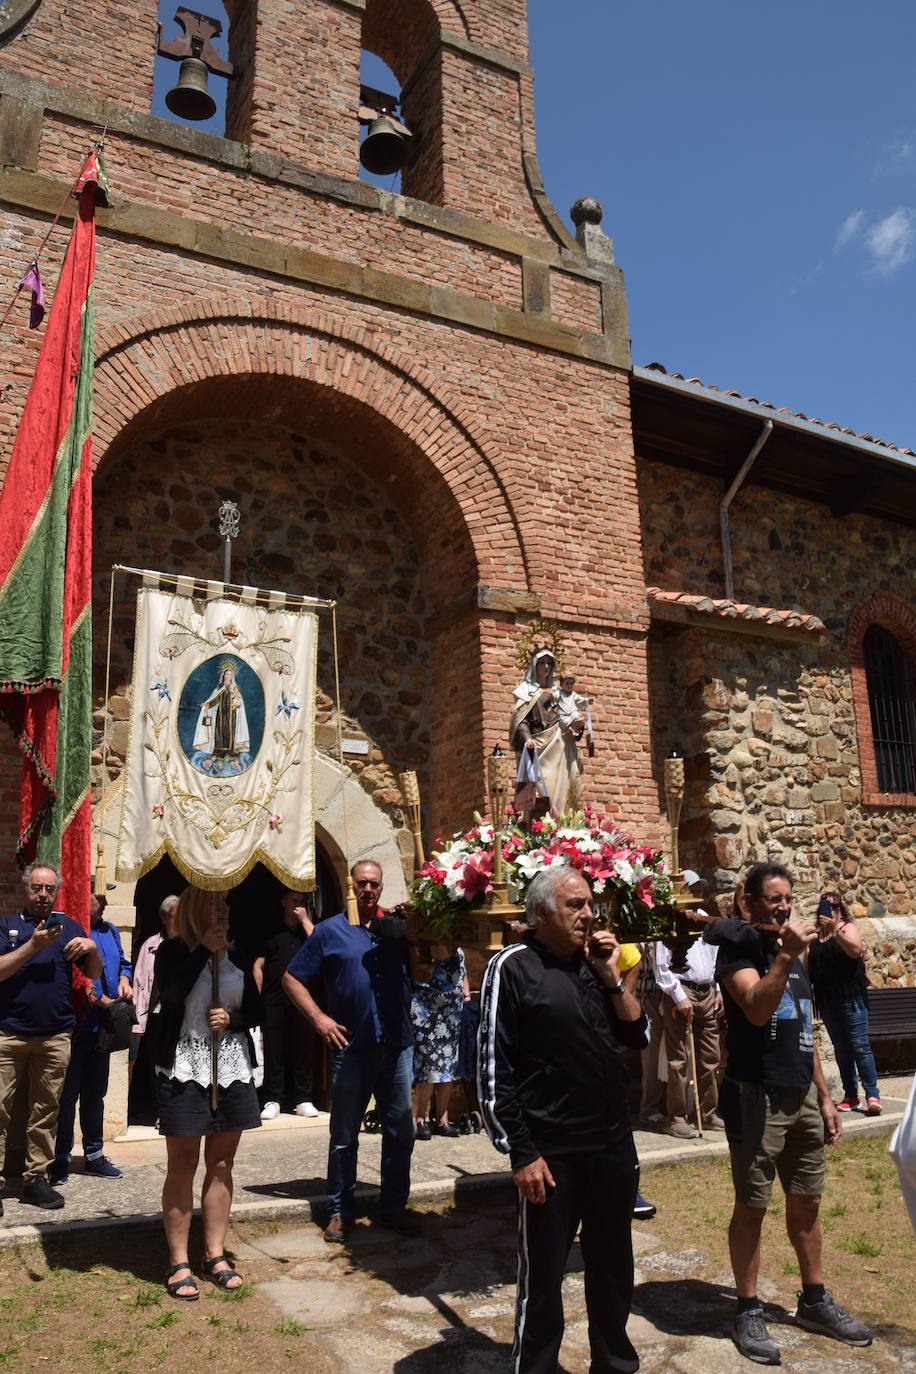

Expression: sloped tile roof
xmin=642 ymin=362 xmax=916 ymax=458
xmin=647 ymin=587 xmax=828 ymax=637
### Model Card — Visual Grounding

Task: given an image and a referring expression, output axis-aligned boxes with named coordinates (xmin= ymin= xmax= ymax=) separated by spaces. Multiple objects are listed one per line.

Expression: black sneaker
xmin=633 ymin=1192 xmax=657 ymax=1220
xmin=795 ymin=1290 xmax=872 ymax=1346
xmin=20 ymin=1177 xmax=65 ymax=1210
xmin=415 ymin=1121 xmax=432 ymax=1141
xmin=432 ymin=1122 xmax=460 ymax=1138
xmin=733 ymin=1306 xmax=780 ymax=1365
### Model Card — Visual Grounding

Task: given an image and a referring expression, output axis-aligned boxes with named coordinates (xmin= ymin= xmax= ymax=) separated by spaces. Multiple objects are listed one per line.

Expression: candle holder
xmin=484 ymin=745 xmax=523 ymax=944
xmin=398 ymin=770 xmax=425 ymax=871
xmin=663 ymin=749 xmax=706 ymax=967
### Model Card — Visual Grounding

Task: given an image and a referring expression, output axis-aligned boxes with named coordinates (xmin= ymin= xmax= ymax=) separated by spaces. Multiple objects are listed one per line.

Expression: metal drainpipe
xmin=720 ymin=420 xmax=774 ymax=600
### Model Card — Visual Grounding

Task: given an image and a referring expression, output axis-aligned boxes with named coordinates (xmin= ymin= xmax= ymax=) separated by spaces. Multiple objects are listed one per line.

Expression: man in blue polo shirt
xmin=51 ymin=884 xmax=133 ymax=1185
xmin=283 ymin=858 xmax=415 ymax=1242
xmin=0 ymin=862 xmax=102 ymax=1211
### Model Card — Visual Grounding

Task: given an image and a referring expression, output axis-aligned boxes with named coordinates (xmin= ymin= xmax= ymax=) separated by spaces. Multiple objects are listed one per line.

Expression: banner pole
xmin=210 ymin=891 xmax=221 ymax=1111
xmin=94 ymin=567 xmax=117 ymax=893
xmin=331 ymin=604 xmax=358 ymax=924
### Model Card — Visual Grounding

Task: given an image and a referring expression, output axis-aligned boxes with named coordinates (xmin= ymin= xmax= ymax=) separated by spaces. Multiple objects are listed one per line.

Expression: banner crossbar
xmin=111 ymin=563 xmax=337 ymax=611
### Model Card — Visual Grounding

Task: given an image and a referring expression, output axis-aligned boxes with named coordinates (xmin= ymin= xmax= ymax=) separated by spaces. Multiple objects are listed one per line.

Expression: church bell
xmin=165 ymin=56 xmax=217 ymax=122
xmin=359 ymin=115 xmax=411 ymax=177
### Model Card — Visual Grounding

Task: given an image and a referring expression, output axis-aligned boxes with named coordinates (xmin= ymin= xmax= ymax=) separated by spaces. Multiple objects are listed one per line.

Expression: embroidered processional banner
xmin=116 ymin=586 xmax=317 ymax=891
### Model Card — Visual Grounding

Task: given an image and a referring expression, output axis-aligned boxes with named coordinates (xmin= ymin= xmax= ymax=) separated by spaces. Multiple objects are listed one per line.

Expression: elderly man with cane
xmin=478 ymin=866 xmax=649 ymax=1374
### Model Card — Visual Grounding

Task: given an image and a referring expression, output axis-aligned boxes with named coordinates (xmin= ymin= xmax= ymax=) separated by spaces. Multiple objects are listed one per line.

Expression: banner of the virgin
xmin=116 ymin=585 xmax=317 ymax=891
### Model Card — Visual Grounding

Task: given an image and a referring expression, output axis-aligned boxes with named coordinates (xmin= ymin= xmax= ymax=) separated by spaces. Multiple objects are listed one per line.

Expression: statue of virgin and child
xmin=509 ymin=648 xmax=593 ymax=817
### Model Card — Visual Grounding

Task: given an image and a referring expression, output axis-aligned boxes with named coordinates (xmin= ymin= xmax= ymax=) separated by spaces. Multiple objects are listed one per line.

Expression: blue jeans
xmin=54 ymin=1030 xmax=111 ymax=1164
xmin=820 ymin=998 xmax=879 ymax=1102
xmin=327 ymin=1043 xmax=414 ymax=1218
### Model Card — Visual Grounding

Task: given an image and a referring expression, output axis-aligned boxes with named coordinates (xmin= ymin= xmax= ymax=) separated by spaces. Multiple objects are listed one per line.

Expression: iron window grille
xmin=863 ymin=624 xmax=916 ymax=794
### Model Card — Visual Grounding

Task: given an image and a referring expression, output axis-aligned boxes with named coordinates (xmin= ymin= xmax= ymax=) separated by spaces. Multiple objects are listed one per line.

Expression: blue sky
xmin=527 ymin=0 xmax=916 ymax=449
xmin=152 ymin=2 xmax=916 ymax=449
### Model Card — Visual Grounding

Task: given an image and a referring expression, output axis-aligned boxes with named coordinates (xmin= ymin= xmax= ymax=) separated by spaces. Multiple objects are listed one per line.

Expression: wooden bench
xmin=867 ymin=987 xmax=916 ymax=1040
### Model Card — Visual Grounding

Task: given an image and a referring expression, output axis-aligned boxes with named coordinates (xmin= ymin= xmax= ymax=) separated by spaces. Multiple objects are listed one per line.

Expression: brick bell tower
xmin=0 ymin=0 xmax=661 ymax=913
xmin=223 ymin=0 xmax=556 ymax=235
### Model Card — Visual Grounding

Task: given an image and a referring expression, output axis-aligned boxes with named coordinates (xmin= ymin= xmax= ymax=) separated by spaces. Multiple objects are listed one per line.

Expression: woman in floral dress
xmin=411 ymin=944 xmax=469 ymax=1139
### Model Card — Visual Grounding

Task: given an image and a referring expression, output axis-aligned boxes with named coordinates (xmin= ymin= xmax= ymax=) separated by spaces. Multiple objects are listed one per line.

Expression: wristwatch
xmin=608 ymin=977 xmax=625 ymax=996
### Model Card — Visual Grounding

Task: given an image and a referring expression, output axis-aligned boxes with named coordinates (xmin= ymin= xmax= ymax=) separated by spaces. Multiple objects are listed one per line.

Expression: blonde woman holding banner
xmin=154 ymin=887 xmax=261 ymax=1299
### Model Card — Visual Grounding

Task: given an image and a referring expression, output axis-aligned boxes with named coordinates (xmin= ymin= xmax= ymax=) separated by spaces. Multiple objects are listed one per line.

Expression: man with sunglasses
xmin=715 ymin=863 xmax=871 ymax=1364
xmin=0 ymin=863 xmax=101 ymax=1212
xmin=283 ymin=858 xmax=416 ymax=1242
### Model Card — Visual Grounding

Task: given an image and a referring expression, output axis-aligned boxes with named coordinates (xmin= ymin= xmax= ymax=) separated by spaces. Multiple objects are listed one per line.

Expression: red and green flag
xmin=0 ymin=150 xmax=110 ymax=931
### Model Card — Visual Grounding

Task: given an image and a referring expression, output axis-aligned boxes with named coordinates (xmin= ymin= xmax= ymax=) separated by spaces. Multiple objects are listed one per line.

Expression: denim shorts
xmin=720 ymin=1078 xmax=826 ymax=1208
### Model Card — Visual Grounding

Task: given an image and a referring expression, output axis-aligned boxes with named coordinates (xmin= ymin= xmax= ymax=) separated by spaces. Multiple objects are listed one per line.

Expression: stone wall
xmin=641 ymin=455 xmax=916 ymax=983
xmin=91 ymin=419 xmax=430 ymax=843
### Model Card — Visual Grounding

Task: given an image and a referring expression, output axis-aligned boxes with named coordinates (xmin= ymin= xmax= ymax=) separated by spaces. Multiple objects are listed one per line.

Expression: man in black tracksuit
xmin=478 ymin=866 xmax=649 ymax=1374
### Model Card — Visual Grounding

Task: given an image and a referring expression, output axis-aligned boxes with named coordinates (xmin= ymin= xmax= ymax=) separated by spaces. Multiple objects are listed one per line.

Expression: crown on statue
xmin=515 ymin=617 xmax=565 ymax=676
xmin=217 ymin=656 xmax=238 ymax=677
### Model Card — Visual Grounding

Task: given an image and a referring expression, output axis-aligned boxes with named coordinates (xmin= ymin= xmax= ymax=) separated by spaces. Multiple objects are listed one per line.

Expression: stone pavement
xmin=225 ymin=1199 xmax=915 ymax=1374
xmin=0 ymin=1075 xmax=911 ymax=1244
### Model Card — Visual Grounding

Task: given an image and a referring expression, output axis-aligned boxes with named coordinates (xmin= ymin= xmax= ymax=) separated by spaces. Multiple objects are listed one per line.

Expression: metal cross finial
xmin=218 ymin=499 xmax=240 ymax=583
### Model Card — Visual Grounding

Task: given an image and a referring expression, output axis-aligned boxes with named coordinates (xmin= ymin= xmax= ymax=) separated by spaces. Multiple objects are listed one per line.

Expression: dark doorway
xmin=126 ymin=846 xmax=342 ymax=1125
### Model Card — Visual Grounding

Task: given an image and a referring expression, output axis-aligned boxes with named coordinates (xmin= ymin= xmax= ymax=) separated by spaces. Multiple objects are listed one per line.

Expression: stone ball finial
xmin=570 ymin=197 xmax=604 ymax=228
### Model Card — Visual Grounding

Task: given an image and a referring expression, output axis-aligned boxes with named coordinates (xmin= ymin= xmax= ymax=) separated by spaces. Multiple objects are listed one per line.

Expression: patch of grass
xmin=205 ymin=1314 xmax=222 ymax=1328
xmin=823 ymin=1201 xmax=847 ymax=1218
xmin=219 ymin=1282 xmax=254 ymax=1302
xmin=783 ymin=1258 xmax=800 ymax=1275
xmin=132 ymin=1284 xmax=162 ymax=1309
xmin=843 ymin=1235 xmax=883 ymax=1258
xmin=277 ymin=1318 xmax=304 ymax=1337
xmin=0 ymin=1348 xmax=20 ymax=1369
xmin=147 ymin=1312 xmax=179 ymax=1330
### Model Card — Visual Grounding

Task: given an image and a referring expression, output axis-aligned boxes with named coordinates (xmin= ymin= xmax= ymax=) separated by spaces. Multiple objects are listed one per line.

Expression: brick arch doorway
xmin=92 ymin=360 xmax=503 ymax=836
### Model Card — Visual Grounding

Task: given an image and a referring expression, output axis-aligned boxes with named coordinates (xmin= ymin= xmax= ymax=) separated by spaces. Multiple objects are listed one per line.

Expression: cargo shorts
xmin=719 ymin=1077 xmax=826 ymax=1209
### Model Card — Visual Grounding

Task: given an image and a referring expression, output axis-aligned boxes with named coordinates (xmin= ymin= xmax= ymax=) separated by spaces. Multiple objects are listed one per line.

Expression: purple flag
xmin=19 ymin=261 xmax=45 ymax=329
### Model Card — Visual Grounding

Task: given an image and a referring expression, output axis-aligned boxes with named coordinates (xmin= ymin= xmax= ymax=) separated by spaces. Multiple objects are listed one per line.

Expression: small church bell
xmin=360 ymin=114 xmax=411 ymax=176
xmin=165 ymin=56 xmax=217 ymax=122
xmin=157 ymin=7 xmax=234 ymax=125
xmin=358 ymin=85 xmax=413 ymax=177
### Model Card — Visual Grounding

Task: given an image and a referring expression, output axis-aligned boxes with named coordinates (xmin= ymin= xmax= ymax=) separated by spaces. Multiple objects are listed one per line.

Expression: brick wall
xmin=0 ymin=0 xmax=658 ymax=899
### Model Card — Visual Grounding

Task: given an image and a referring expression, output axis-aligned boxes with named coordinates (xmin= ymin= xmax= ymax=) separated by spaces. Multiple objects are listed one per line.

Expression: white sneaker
xmin=294 ymin=1101 xmax=320 ymax=1118
xmin=260 ymin=1101 xmax=281 ymax=1120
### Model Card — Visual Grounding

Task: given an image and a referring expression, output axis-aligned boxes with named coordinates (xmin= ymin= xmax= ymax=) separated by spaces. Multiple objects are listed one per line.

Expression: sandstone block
xmin=810 ymin=781 xmax=839 ymax=802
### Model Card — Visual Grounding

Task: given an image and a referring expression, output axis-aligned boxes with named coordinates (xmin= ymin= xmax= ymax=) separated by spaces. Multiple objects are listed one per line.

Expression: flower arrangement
xmin=411 ymin=806 xmax=674 ymax=940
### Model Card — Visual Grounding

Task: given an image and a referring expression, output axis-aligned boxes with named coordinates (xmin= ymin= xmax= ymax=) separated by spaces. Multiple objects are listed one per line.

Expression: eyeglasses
xmin=760 ymin=894 xmax=792 ymax=907
xmin=27 ymin=883 xmax=57 ymax=894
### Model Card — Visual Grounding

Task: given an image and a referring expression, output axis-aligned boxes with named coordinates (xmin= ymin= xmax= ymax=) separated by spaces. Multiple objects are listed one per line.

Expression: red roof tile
xmin=647 ymin=587 xmax=828 ymax=637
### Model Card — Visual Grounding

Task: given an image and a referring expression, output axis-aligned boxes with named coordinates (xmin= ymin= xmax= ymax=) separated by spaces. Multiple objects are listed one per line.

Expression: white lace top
xmin=158 ymin=951 xmax=254 ymax=1089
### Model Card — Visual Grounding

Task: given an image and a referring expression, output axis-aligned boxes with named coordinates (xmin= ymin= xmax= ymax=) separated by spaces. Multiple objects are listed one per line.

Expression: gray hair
xmin=22 ymin=861 xmax=62 ymax=891
xmin=158 ymin=894 xmax=180 ymax=920
xmin=525 ymin=863 xmax=577 ymax=926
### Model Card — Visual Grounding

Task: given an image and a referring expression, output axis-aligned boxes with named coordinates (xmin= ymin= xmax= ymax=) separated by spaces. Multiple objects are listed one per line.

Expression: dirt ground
xmin=0 ymin=1133 xmax=912 ymax=1374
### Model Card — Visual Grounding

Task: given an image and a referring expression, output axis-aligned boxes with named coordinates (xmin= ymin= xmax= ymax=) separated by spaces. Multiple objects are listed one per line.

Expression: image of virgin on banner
xmin=116 ymin=587 xmax=317 ymax=892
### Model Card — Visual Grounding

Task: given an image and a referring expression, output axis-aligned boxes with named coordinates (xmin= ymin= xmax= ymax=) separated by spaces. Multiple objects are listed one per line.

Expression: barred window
xmin=863 ymin=624 xmax=916 ymax=794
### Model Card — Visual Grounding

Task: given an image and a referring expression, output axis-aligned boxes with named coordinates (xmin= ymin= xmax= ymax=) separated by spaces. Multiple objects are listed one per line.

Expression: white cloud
xmin=834 ymin=209 xmax=866 ymax=251
xmin=874 ymin=138 xmax=914 ymax=178
xmin=865 ymin=208 xmax=915 ymax=275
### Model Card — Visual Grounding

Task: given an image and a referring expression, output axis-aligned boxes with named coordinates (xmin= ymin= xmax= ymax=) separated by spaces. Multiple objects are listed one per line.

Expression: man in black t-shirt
xmin=715 ymin=863 xmax=871 ymax=1364
xmin=254 ymin=891 xmax=318 ymax=1120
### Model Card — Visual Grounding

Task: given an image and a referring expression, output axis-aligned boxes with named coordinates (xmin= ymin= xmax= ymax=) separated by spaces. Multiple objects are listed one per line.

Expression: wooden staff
xmin=210 ymin=892 xmax=224 ymax=1111
xmin=686 ymin=1020 xmax=704 ymax=1137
